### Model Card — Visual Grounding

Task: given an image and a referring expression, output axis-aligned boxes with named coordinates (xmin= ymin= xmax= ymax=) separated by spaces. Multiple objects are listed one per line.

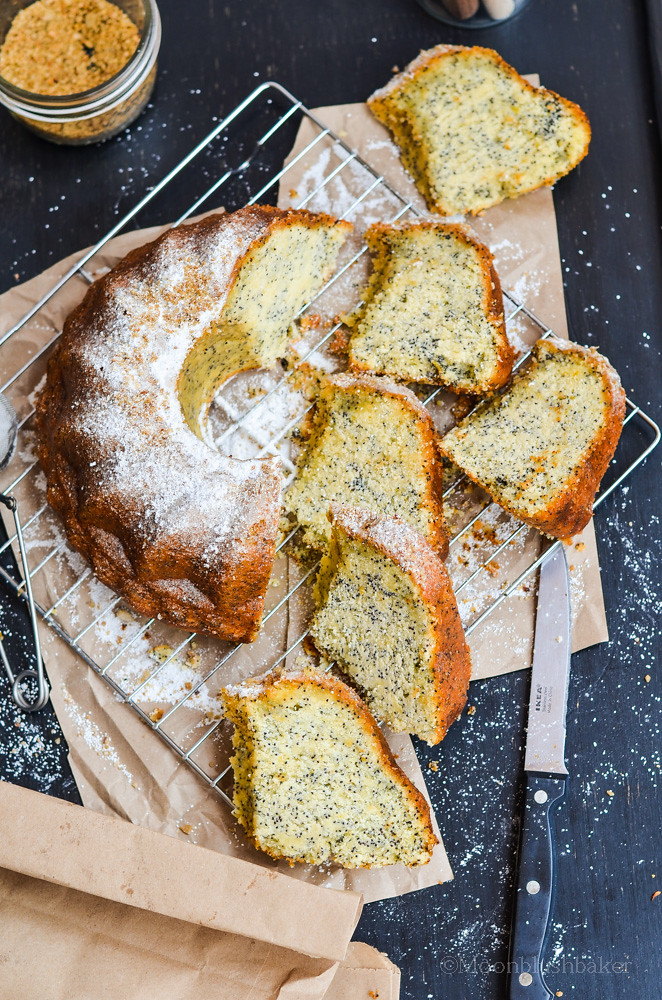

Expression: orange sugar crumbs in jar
xmin=0 ymin=0 xmax=161 ymax=144
xmin=0 ymin=0 xmax=140 ymax=95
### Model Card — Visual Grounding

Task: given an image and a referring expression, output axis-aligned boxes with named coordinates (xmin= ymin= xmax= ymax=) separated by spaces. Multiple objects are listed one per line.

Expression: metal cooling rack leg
xmin=0 ymin=494 xmax=49 ymax=711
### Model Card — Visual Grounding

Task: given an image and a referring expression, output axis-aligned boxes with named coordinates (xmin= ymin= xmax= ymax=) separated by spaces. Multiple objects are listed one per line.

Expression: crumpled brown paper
xmin=0 ymin=98 xmax=608 ymax=909
xmin=0 ymin=781 xmax=400 ymax=1000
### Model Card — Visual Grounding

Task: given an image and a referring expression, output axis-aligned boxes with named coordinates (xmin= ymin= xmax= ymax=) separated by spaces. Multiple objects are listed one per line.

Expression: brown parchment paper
xmin=0 ymin=96 xmax=607 ymax=908
xmin=0 ymin=781 xmax=400 ymax=1000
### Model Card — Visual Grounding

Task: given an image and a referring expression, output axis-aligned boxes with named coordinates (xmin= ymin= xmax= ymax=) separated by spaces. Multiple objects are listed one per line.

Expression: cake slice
xmin=439 ymin=337 xmax=626 ymax=538
xmin=179 ymin=210 xmax=352 ymax=440
xmin=285 ymin=372 xmax=448 ymax=556
xmin=310 ymin=505 xmax=471 ymax=745
xmin=348 ymin=221 xmax=512 ymax=393
xmin=368 ymin=44 xmax=591 ymax=216
xmin=221 ymin=667 xmax=437 ymax=868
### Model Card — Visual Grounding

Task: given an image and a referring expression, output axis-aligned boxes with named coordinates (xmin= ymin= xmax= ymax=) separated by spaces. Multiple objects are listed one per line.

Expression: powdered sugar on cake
xmin=66 ymin=211 xmax=283 ymax=543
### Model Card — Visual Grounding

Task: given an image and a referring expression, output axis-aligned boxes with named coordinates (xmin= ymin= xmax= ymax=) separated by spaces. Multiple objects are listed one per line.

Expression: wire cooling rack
xmin=0 ymin=82 xmax=659 ymax=807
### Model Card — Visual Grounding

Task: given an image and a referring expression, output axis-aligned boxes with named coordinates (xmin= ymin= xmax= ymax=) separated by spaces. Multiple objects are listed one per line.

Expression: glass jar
xmin=0 ymin=0 xmax=160 ymax=144
xmin=416 ymin=0 xmax=533 ymax=28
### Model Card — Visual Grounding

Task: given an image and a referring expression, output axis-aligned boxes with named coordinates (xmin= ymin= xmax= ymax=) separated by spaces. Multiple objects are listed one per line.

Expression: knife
xmin=507 ymin=544 xmax=571 ymax=999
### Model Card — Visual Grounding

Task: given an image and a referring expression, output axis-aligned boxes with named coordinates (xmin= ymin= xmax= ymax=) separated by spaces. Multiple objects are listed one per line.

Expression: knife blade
xmin=508 ymin=544 xmax=571 ymax=999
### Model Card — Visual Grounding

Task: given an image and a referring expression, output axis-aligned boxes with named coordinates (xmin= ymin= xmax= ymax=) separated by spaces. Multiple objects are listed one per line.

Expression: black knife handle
xmin=507 ymin=772 xmax=567 ymax=1000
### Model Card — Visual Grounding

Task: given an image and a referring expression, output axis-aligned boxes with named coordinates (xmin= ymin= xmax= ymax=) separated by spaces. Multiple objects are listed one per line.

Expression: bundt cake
xmin=221 ymin=666 xmax=438 ymax=868
xmin=347 ymin=220 xmax=513 ymax=393
xmin=285 ymin=372 xmax=448 ymax=556
xmin=439 ymin=337 xmax=626 ymax=539
xmin=368 ymin=44 xmax=591 ymax=216
xmin=36 ymin=206 xmax=351 ymax=642
xmin=310 ymin=504 xmax=471 ymax=745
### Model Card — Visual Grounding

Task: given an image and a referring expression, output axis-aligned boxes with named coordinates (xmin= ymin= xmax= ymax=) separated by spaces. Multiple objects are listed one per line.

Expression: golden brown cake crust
xmin=325 ymin=503 xmax=471 ymax=744
xmin=349 ymin=220 xmax=514 ymax=393
xmin=368 ymin=44 xmax=592 ymax=216
xmin=35 ymin=206 xmax=348 ymax=642
xmin=222 ymin=666 xmax=438 ymax=866
xmin=439 ymin=337 xmax=626 ymax=539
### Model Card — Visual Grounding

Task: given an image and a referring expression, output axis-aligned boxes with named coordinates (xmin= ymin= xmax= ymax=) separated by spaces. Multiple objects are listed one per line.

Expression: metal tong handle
xmin=0 ymin=493 xmax=49 ymax=712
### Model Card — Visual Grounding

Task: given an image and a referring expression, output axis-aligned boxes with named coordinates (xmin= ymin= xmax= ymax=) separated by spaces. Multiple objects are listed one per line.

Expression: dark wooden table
xmin=1 ymin=1 xmax=660 ymax=997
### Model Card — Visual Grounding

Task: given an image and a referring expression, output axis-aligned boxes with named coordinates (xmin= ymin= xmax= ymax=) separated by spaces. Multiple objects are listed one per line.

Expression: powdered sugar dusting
xmin=61 ymin=684 xmax=135 ymax=782
xmin=53 ymin=210 xmax=283 ymax=557
xmin=285 ymin=137 xmax=406 ymax=235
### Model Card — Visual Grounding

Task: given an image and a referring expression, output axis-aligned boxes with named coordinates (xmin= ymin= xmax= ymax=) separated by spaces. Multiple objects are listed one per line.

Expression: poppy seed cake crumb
xmin=222 ymin=667 xmax=438 ymax=868
xmin=310 ymin=505 xmax=471 ymax=745
xmin=348 ymin=221 xmax=513 ymax=393
xmin=439 ymin=337 xmax=626 ymax=538
xmin=285 ymin=372 xmax=448 ymax=556
xmin=368 ymin=44 xmax=591 ymax=216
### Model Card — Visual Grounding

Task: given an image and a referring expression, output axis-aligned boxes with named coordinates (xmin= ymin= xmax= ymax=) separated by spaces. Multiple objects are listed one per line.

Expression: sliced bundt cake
xmin=439 ymin=337 xmax=626 ymax=538
xmin=36 ymin=206 xmax=351 ymax=642
xmin=347 ymin=221 xmax=512 ymax=393
xmin=310 ymin=505 xmax=471 ymax=745
xmin=368 ymin=44 xmax=591 ymax=216
xmin=221 ymin=667 xmax=438 ymax=868
xmin=285 ymin=372 xmax=448 ymax=556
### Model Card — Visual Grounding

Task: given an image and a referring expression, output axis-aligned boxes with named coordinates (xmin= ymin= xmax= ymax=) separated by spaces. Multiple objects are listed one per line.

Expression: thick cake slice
xmin=368 ymin=44 xmax=591 ymax=216
xmin=221 ymin=667 xmax=438 ymax=868
xmin=285 ymin=372 xmax=448 ymax=556
xmin=310 ymin=505 xmax=471 ymax=745
xmin=348 ymin=221 xmax=512 ymax=393
xmin=439 ymin=337 xmax=626 ymax=538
